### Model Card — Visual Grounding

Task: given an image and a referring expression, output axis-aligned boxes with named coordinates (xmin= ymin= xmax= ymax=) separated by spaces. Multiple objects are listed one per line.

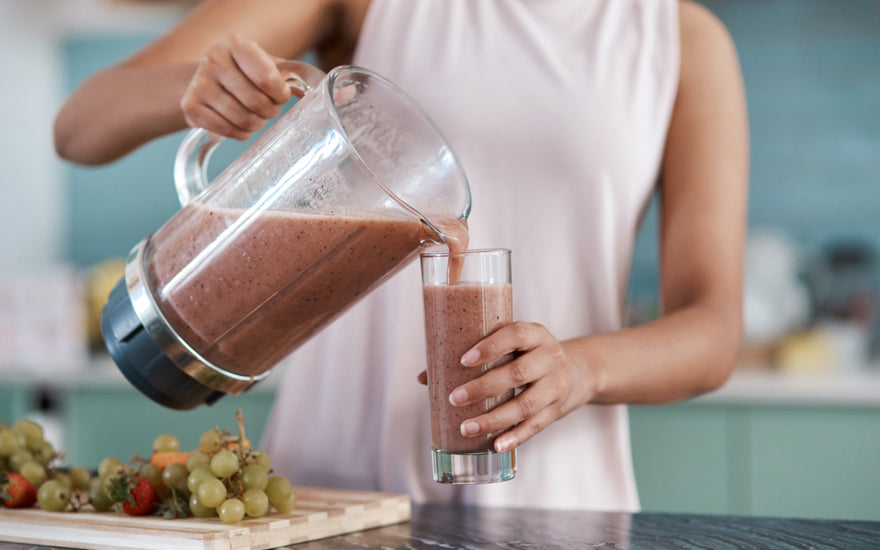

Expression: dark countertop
xmin=295 ymin=505 xmax=880 ymax=549
xmin=2 ymin=504 xmax=879 ymax=549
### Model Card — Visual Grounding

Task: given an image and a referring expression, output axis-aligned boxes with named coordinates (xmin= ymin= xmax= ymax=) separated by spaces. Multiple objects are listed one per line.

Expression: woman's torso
xmin=261 ymin=0 xmax=679 ymax=511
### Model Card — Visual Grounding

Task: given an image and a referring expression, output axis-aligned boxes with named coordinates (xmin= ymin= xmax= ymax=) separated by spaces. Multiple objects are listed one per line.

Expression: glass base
xmin=432 ymin=448 xmax=516 ymax=484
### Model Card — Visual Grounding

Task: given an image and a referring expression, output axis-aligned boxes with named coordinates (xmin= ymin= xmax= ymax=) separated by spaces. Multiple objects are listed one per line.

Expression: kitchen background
xmin=1 ymin=0 xmax=878 ymax=521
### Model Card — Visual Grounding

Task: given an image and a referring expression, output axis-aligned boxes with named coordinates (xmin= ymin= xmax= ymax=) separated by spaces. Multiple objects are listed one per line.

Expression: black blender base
xmin=101 ymin=277 xmax=227 ymax=410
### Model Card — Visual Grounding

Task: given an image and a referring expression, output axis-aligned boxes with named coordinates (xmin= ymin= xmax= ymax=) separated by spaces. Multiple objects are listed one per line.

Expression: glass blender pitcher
xmin=101 ymin=62 xmax=471 ymax=410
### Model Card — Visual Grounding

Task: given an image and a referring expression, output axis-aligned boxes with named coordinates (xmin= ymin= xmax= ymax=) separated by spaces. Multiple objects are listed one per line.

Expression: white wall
xmin=0 ymin=1 xmax=64 ymax=267
xmin=0 ymin=0 xmax=186 ymax=268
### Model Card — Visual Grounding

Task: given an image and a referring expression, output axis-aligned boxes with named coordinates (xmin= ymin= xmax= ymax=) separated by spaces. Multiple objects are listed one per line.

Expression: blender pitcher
xmin=101 ymin=62 xmax=471 ymax=410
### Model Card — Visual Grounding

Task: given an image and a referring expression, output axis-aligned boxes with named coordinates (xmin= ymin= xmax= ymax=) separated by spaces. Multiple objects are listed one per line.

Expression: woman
xmin=55 ymin=0 xmax=748 ymax=511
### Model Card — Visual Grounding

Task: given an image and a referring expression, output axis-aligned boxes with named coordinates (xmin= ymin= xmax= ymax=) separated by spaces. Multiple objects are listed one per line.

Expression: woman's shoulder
xmin=677 ymin=0 xmax=742 ymax=87
xmin=677 ymin=1 xmax=738 ymax=61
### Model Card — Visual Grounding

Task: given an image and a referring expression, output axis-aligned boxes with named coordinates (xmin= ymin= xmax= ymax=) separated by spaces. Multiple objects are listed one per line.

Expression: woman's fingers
xmin=492 ymin=404 xmax=561 ymax=453
xmin=451 ymin=322 xmax=551 ymax=405
xmin=449 ymin=344 xmax=554 ymax=406
xmin=180 ymin=99 xmax=254 ymax=141
xmin=466 ymin=379 xmax=558 ymax=434
xmin=460 ymin=321 xmax=542 ymax=368
xmin=180 ymin=35 xmax=290 ymax=139
xmin=446 ymin=321 xmax=590 ymax=452
xmin=227 ymin=35 xmax=291 ymax=105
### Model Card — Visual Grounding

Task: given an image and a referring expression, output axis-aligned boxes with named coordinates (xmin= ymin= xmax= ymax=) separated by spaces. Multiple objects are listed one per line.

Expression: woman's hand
xmin=419 ymin=321 xmax=597 ymax=453
xmin=180 ymin=34 xmax=293 ymax=140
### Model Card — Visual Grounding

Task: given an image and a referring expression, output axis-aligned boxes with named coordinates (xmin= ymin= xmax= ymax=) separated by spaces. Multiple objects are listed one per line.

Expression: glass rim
xmin=420 ymin=248 xmax=511 ymax=259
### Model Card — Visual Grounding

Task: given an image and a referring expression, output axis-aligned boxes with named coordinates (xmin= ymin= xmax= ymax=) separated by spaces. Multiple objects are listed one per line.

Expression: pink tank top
xmin=262 ymin=0 xmax=679 ymax=511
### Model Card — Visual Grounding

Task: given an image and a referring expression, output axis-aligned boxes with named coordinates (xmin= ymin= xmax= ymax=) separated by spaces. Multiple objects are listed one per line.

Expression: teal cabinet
xmin=630 ymin=402 xmax=880 ymax=521
xmin=0 ymin=382 xmax=29 ymax=426
xmin=64 ymin=385 xmax=276 ymax=467
xmin=628 ymin=404 xmax=744 ymax=515
xmin=747 ymin=407 xmax=880 ymax=520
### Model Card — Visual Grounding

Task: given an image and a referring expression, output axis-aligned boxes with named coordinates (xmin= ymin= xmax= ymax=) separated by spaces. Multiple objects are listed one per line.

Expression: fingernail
xmin=460 ymin=421 xmax=480 ymax=436
xmin=461 ymin=348 xmax=480 ymax=365
xmin=449 ymin=387 xmax=468 ymax=405
xmin=495 ymin=439 xmax=510 ymax=453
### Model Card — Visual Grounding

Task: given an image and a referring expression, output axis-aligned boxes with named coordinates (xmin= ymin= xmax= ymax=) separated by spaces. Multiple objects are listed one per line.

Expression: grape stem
xmin=235 ymin=409 xmax=247 ymax=463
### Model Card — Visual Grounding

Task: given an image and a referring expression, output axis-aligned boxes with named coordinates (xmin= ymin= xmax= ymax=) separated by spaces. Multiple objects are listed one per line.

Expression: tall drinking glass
xmin=420 ymin=249 xmax=516 ymax=484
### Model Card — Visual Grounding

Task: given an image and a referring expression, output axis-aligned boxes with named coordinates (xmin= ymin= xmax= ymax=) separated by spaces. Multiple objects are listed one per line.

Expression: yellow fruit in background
xmin=774 ymin=330 xmax=833 ymax=374
xmin=85 ymin=258 xmax=126 ymax=351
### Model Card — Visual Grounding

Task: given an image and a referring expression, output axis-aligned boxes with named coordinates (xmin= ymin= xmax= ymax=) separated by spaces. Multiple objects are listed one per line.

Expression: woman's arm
xmin=447 ymin=0 xmax=749 ymax=452
xmin=577 ymin=0 xmax=749 ymax=404
xmin=53 ymin=0 xmax=369 ymax=166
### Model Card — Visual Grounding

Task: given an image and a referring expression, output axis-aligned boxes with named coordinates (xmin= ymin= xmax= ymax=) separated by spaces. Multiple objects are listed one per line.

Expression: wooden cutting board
xmin=0 ymin=486 xmax=410 ymax=550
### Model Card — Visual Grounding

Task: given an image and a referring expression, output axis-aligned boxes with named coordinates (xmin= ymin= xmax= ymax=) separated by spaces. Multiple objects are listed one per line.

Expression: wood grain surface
xmin=0 ymin=486 xmax=410 ymax=550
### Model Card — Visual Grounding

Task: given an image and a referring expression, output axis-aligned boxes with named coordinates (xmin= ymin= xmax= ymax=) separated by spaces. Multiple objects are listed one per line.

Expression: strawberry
xmin=107 ymin=475 xmax=159 ymax=516
xmin=1 ymin=472 xmax=38 ymax=508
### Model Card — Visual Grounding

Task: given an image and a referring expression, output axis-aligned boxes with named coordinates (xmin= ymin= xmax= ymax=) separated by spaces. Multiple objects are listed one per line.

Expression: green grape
xmin=218 ymin=498 xmax=246 ymax=524
xmin=162 ymin=463 xmax=190 ymax=492
xmin=210 ymin=450 xmax=239 ymax=478
xmin=37 ymin=479 xmax=70 ymax=512
xmin=12 ymin=419 xmax=44 ymax=446
xmin=272 ymin=491 xmax=297 ymax=514
xmin=197 ymin=478 xmax=227 ymax=508
xmin=240 ymin=465 xmax=269 ymax=491
xmin=19 ymin=460 xmax=46 ymax=486
xmin=31 ymin=439 xmax=55 ymax=465
xmin=69 ymin=466 xmax=92 ymax=491
xmin=186 ymin=450 xmax=211 ymax=472
xmin=53 ymin=472 xmax=72 ymax=489
xmin=0 ymin=430 xmax=21 ymax=456
xmin=187 ymin=465 xmax=217 ymax=494
xmin=198 ymin=429 xmax=223 ymax=454
xmin=152 ymin=434 xmax=180 ymax=453
xmin=189 ymin=492 xmax=216 ymax=518
xmin=139 ymin=463 xmax=166 ymax=498
xmin=89 ymin=477 xmax=114 ymax=512
xmin=250 ymin=451 xmax=272 ymax=471
xmin=9 ymin=449 xmax=34 ymax=472
xmin=241 ymin=488 xmax=269 ymax=518
xmin=264 ymin=475 xmax=293 ymax=506
xmin=98 ymin=457 xmax=124 ymax=480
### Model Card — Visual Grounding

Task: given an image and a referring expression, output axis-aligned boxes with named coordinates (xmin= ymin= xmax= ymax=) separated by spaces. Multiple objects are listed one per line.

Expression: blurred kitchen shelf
xmin=696 ymin=366 xmax=880 ymax=407
xmin=0 ymin=353 xmax=282 ymax=392
xmin=9 ymin=357 xmax=880 ymax=404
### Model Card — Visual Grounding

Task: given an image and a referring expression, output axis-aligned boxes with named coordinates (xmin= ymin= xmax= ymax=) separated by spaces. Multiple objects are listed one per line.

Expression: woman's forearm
xmin=569 ymin=299 xmax=742 ymax=406
xmin=54 ymin=62 xmax=196 ymax=166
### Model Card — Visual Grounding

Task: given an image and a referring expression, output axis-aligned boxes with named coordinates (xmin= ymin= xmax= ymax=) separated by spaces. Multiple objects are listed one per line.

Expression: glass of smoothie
xmin=420 ymin=248 xmax=516 ymax=484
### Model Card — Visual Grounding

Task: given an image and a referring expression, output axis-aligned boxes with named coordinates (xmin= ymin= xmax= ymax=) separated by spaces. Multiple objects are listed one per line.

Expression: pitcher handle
xmin=173 ymin=60 xmax=327 ymax=207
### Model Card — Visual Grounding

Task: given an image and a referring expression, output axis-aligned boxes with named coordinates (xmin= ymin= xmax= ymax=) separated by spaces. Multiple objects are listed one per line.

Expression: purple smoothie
xmin=146 ymin=204 xmax=462 ymax=377
xmin=423 ymin=282 xmax=514 ymax=453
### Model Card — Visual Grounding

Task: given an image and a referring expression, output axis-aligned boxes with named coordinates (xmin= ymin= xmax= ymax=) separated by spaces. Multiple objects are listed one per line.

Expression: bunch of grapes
xmin=155 ymin=411 xmax=297 ymax=523
xmin=1 ymin=411 xmax=296 ymax=524
xmin=0 ymin=418 xmax=89 ymax=512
